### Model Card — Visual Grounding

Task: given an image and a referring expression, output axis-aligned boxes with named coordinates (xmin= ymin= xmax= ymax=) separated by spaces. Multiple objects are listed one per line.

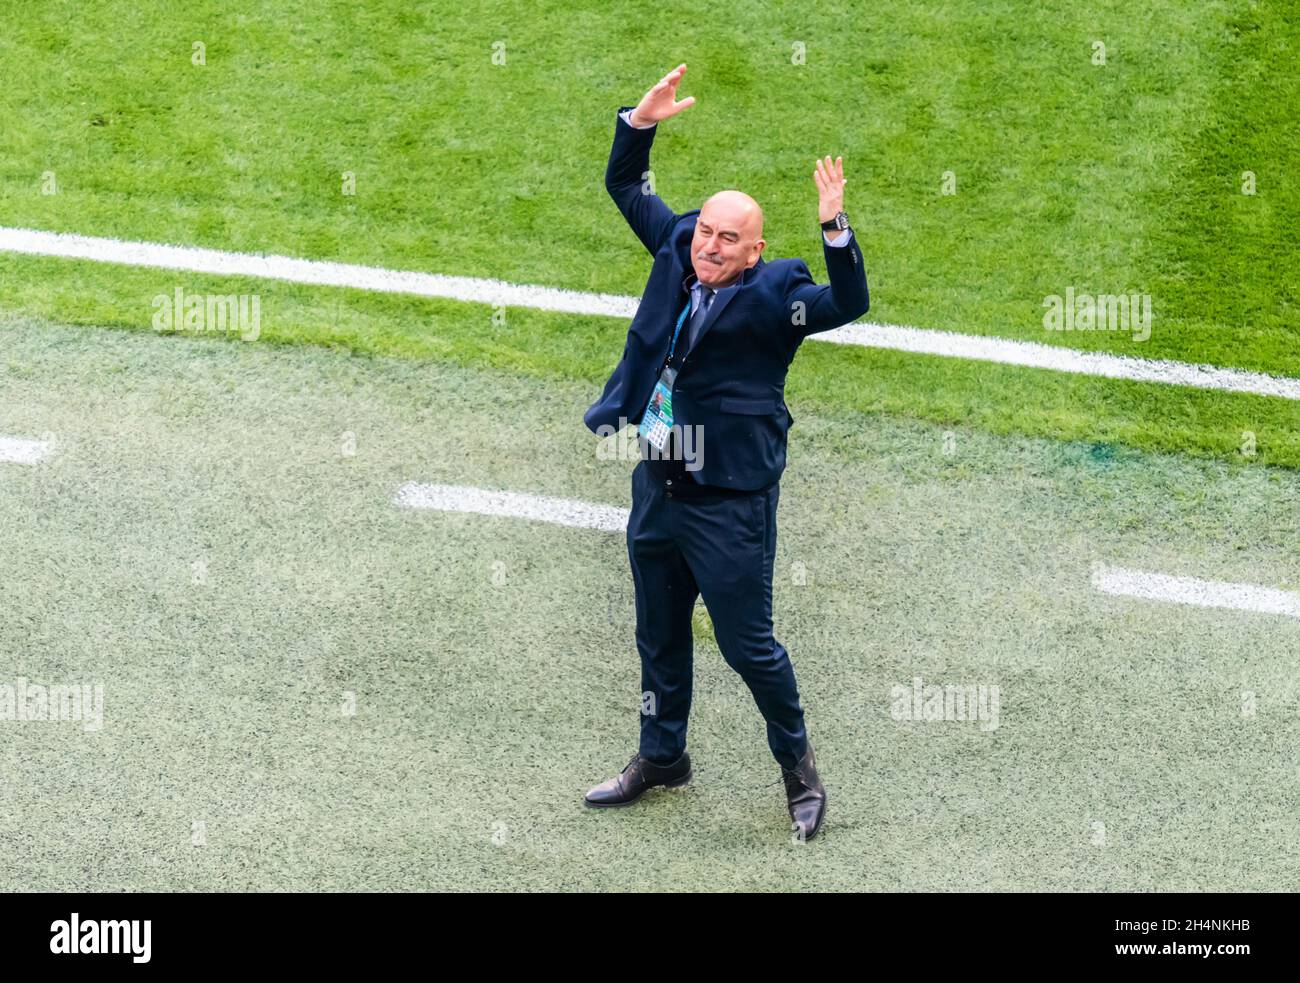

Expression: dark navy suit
xmin=586 ymin=106 xmax=869 ymax=771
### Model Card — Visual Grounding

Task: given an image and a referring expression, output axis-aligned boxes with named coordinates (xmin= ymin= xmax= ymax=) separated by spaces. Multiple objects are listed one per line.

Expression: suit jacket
xmin=584 ymin=106 xmax=870 ymax=490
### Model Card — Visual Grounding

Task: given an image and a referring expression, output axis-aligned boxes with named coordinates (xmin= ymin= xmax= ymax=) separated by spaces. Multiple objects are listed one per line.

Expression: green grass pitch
xmin=0 ymin=1 xmax=1297 ymax=890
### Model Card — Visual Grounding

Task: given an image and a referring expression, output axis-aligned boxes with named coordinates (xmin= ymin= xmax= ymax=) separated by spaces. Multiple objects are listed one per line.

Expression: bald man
xmin=582 ymin=64 xmax=869 ymax=841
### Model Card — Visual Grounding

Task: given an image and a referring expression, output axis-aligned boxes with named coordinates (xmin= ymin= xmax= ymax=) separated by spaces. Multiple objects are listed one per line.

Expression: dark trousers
xmin=626 ymin=458 xmax=808 ymax=771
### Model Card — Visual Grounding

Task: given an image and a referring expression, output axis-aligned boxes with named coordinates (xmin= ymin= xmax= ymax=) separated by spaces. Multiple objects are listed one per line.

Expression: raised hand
xmin=630 ymin=64 xmax=696 ymax=127
xmin=814 ymin=155 xmax=846 ymax=223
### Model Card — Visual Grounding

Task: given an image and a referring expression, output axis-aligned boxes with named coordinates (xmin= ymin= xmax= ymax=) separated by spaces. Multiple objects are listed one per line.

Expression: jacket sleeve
xmin=782 ymin=231 xmax=870 ymax=339
xmin=605 ymin=106 xmax=680 ymax=256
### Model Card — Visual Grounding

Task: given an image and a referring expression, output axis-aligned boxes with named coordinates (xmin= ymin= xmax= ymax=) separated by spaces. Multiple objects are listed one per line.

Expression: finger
xmin=669 ymin=96 xmax=695 ymax=115
xmin=816 ymin=158 xmax=831 ymax=186
xmin=836 ymin=156 xmax=844 ymax=182
xmin=822 ymin=156 xmax=840 ymax=190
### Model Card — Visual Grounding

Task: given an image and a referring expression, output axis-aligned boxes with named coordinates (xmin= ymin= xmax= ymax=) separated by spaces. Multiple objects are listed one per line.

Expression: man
xmin=583 ymin=64 xmax=869 ymax=840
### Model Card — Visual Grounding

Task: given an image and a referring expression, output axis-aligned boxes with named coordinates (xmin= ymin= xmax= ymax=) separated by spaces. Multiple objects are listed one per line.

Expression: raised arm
xmin=784 ymin=155 xmax=870 ymax=338
xmin=605 ymin=64 xmax=695 ymax=256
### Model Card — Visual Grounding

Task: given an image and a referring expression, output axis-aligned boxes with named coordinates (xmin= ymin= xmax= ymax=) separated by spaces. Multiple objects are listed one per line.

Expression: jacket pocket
xmin=719 ymin=396 xmax=777 ymax=415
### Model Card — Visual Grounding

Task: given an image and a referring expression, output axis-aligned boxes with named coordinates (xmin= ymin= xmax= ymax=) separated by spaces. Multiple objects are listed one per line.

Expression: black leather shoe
xmin=584 ymin=751 xmax=692 ymax=807
xmin=781 ymin=741 xmax=827 ymax=840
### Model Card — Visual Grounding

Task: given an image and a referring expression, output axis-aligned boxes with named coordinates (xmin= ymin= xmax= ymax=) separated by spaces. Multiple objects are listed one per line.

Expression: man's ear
xmin=747 ymin=239 xmax=766 ymax=267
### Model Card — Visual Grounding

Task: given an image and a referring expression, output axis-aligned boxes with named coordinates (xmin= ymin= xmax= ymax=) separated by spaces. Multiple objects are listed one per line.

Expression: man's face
xmin=692 ymin=191 xmax=765 ymax=288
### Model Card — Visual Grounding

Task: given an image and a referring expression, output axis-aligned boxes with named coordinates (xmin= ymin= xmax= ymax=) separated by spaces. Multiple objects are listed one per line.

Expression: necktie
xmin=686 ymin=285 xmax=715 ymax=352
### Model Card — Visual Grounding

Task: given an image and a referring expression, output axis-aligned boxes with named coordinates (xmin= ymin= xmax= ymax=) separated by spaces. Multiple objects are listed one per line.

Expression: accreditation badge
xmin=637 ymin=365 xmax=678 ymax=453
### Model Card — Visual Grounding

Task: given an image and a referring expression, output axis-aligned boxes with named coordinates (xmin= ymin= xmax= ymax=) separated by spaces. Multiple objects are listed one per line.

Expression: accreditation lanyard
xmin=637 ymin=299 xmax=693 ymax=453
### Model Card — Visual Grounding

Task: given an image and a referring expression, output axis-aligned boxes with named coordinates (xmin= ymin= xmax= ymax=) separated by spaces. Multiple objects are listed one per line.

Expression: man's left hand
xmin=814 ymin=155 xmax=846 ymax=223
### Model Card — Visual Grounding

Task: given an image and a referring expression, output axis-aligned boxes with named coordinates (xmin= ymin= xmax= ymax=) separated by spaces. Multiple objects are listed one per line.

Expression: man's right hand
xmin=629 ymin=64 xmax=695 ymax=127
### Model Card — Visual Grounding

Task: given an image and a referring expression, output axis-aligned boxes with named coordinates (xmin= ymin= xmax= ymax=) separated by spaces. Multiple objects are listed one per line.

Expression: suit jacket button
xmin=665 ymin=479 xmax=673 ymax=485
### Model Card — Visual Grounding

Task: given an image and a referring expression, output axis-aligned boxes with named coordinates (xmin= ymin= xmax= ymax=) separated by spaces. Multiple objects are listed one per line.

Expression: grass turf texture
xmin=2 ymin=313 xmax=1298 ymax=890
xmin=0 ymin=0 xmax=1297 ymax=467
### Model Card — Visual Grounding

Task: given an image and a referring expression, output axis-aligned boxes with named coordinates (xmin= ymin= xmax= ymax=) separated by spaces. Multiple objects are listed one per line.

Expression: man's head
xmin=692 ymin=189 xmax=765 ymax=288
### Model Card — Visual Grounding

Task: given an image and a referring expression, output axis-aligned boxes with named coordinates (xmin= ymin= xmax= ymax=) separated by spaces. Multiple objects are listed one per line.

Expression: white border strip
xmin=0 ymin=436 xmax=53 ymax=465
xmin=394 ymin=482 xmax=629 ymax=532
xmin=3 ymin=225 xmax=1298 ymax=401
xmin=1092 ymin=562 xmax=1300 ymax=619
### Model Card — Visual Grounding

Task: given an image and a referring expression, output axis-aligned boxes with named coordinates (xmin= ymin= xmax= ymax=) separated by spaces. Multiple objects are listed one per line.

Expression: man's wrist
xmin=820 ymin=210 xmax=850 ymax=231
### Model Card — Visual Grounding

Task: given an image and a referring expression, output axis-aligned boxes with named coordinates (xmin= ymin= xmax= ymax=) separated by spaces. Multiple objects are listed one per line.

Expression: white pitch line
xmin=394 ymin=482 xmax=629 ymax=533
xmin=823 ymin=324 xmax=1300 ymax=401
xmin=1092 ymin=562 xmax=1300 ymax=620
xmin=3 ymin=225 xmax=1299 ymax=401
xmin=0 ymin=226 xmax=636 ymax=319
xmin=0 ymin=436 xmax=54 ymax=465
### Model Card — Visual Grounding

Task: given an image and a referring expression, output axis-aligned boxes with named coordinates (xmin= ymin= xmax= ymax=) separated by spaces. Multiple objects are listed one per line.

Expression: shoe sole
xmin=584 ymin=768 xmax=693 ymax=808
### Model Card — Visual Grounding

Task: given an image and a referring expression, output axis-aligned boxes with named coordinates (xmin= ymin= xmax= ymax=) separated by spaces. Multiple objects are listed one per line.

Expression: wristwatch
xmin=820 ymin=211 xmax=849 ymax=232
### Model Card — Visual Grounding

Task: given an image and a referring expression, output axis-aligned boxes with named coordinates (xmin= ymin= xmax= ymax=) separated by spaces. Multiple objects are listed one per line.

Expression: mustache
xmin=696 ymin=252 xmax=723 ymax=264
